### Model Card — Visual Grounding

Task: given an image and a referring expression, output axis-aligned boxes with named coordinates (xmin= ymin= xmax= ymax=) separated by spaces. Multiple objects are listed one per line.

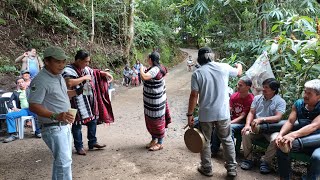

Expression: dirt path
xmin=0 ymin=48 xmax=278 ymax=180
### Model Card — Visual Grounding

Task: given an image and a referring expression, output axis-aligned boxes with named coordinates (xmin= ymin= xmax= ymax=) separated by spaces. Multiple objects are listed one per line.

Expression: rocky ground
xmin=0 ymin=48 xmax=300 ymax=180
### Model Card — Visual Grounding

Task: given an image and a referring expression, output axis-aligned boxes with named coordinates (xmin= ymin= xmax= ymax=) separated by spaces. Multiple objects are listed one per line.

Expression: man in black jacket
xmin=3 ymin=77 xmax=41 ymax=143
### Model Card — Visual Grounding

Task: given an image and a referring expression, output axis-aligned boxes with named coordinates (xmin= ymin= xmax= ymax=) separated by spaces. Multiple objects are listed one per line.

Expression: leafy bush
xmin=0 ymin=65 xmax=17 ymax=73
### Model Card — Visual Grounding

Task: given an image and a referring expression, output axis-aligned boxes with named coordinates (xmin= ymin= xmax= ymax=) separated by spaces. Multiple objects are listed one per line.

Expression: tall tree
xmin=124 ymin=0 xmax=135 ymax=64
xmin=90 ymin=0 xmax=95 ymax=44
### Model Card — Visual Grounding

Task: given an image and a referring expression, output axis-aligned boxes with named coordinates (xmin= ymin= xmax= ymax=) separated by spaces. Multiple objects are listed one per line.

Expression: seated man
xmin=3 ymin=77 xmax=41 ymax=143
xmin=240 ymin=78 xmax=286 ymax=174
xmin=211 ymin=77 xmax=254 ymax=155
xmin=21 ymin=70 xmax=31 ymax=88
xmin=276 ymin=79 xmax=320 ymax=180
xmin=123 ymin=64 xmax=131 ymax=87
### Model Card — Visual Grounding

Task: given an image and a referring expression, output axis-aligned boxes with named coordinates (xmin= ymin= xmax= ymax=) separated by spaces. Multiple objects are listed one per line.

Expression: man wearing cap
xmin=187 ymin=47 xmax=242 ymax=177
xmin=21 ymin=70 xmax=31 ymax=88
xmin=28 ymin=46 xmax=75 ymax=180
xmin=15 ymin=48 xmax=44 ymax=79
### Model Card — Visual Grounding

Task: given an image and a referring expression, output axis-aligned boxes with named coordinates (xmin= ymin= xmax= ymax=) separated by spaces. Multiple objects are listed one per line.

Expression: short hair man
xmin=240 ymin=78 xmax=286 ymax=174
xmin=187 ymin=47 xmax=242 ymax=177
xmin=276 ymin=79 xmax=320 ymax=179
xmin=15 ymin=48 xmax=44 ymax=79
xmin=211 ymin=77 xmax=254 ymax=155
xmin=28 ymin=46 xmax=75 ymax=180
xmin=3 ymin=77 xmax=41 ymax=143
xmin=21 ymin=70 xmax=31 ymax=88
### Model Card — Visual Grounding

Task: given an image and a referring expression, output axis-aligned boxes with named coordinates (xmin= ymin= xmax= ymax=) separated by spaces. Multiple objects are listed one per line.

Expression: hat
xmin=198 ymin=47 xmax=213 ymax=57
xmin=21 ymin=70 xmax=30 ymax=74
xmin=43 ymin=46 xmax=68 ymax=60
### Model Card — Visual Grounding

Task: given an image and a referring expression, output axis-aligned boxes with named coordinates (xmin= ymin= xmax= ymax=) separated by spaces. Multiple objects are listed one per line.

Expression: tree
xmin=124 ymin=0 xmax=135 ymax=64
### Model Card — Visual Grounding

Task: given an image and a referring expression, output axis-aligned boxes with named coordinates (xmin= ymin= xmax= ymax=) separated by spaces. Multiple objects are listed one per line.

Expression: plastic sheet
xmin=245 ymin=52 xmax=275 ymax=95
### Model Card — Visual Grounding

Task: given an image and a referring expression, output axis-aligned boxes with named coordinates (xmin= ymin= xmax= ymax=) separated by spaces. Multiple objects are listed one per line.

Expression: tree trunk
xmin=259 ymin=0 xmax=267 ymax=38
xmin=124 ymin=0 xmax=134 ymax=65
xmin=90 ymin=0 xmax=95 ymax=44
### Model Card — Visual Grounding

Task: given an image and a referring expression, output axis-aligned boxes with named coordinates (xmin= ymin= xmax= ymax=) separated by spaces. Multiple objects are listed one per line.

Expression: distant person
xmin=28 ymin=46 xmax=74 ymax=180
xmin=104 ymin=68 xmax=114 ymax=89
xmin=21 ymin=70 xmax=31 ymax=88
xmin=134 ymin=60 xmax=142 ymax=84
xmin=123 ymin=65 xmax=131 ymax=87
xmin=63 ymin=50 xmax=114 ymax=156
xmin=130 ymin=66 xmax=139 ymax=86
xmin=187 ymin=56 xmax=194 ymax=71
xmin=15 ymin=48 xmax=44 ymax=79
xmin=3 ymin=77 xmax=41 ymax=143
xmin=140 ymin=51 xmax=171 ymax=151
xmin=187 ymin=47 xmax=242 ymax=177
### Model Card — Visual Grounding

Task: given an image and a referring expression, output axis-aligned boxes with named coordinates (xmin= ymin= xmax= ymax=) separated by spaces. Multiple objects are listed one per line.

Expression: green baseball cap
xmin=43 ymin=46 xmax=68 ymax=60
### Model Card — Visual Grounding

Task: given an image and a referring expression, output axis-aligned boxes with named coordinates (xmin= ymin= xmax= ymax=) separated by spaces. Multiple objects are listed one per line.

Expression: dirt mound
xmin=0 ymin=73 xmax=17 ymax=93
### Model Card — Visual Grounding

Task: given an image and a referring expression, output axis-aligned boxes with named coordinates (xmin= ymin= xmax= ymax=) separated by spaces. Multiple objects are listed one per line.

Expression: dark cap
xmin=198 ymin=47 xmax=213 ymax=57
xmin=21 ymin=70 xmax=30 ymax=74
xmin=43 ymin=46 xmax=68 ymax=60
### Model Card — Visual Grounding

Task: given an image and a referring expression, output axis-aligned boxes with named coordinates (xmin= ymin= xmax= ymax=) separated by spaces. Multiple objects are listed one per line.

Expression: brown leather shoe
xmin=89 ymin=143 xmax=106 ymax=150
xmin=76 ymin=148 xmax=86 ymax=156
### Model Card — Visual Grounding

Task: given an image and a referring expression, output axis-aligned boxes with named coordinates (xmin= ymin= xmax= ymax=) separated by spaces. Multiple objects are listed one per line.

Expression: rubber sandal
xmin=149 ymin=144 xmax=163 ymax=151
xmin=240 ymin=160 xmax=253 ymax=170
xmin=146 ymin=140 xmax=157 ymax=149
xmin=260 ymin=161 xmax=271 ymax=174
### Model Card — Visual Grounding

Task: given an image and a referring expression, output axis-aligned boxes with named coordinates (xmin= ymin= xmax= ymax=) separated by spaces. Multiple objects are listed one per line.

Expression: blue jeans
xmin=277 ymin=123 xmax=320 ymax=179
xmin=211 ymin=123 xmax=244 ymax=153
xmin=6 ymin=108 xmax=41 ymax=134
xmin=42 ymin=125 xmax=72 ymax=180
xmin=72 ymin=119 xmax=97 ymax=150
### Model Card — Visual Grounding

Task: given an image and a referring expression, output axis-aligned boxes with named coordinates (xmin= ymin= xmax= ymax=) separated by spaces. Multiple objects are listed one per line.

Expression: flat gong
xmin=184 ymin=128 xmax=205 ymax=153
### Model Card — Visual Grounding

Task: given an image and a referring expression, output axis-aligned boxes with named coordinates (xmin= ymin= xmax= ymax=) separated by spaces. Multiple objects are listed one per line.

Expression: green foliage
xmin=0 ymin=18 xmax=6 ymax=25
xmin=134 ymin=20 xmax=164 ymax=49
xmin=262 ymin=16 xmax=320 ymax=108
xmin=0 ymin=65 xmax=17 ymax=73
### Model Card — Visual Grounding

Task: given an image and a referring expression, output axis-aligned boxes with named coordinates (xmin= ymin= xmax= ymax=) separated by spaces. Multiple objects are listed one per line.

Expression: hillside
xmin=0 ymin=1 xmax=185 ymax=92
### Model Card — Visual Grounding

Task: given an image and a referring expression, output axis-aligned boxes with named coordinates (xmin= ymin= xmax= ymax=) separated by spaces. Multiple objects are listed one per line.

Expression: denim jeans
xmin=6 ymin=108 xmax=41 ymax=134
xmin=42 ymin=125 xmax=72 ymax=180
xmin=257 ymin=120 xmax=300 ymax=134
xmin=211 ymin=123 xmax=244 ymax=153
xmin=277 ymin=119 xmax=320 ymax=179
xmin=72 ymin=119 xmax=97 ymax=150
xmin=199 ymin=120 xmax=237 ymax=171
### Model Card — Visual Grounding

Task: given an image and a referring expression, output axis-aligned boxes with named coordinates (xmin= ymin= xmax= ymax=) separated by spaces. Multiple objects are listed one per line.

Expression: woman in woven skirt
xmin=140 ymin=51 xmax=171 ymax=151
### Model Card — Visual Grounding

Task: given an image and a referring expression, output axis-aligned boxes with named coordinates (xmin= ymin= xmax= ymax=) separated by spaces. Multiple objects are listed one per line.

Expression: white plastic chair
xmin=1 ymin=92 xmax=13 ymax=98
xmin=16 ymin=116 xmax=36 ymax=139
xmin=4 ymin=98 xmax=36 ymax=139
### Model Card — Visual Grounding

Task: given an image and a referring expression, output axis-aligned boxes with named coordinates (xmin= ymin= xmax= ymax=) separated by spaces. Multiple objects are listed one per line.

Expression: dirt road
xmin=0 ymin=49 xmax=278 ymax=180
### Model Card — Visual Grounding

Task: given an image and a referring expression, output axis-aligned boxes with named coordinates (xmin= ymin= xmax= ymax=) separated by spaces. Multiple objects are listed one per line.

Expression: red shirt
xmin=230 ymin=92 xmax=254 ymax=121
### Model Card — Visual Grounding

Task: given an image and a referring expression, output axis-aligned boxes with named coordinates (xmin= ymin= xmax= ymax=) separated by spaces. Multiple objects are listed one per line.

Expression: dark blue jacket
xmin=7 ymin=89 xmax=30 ymax=109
